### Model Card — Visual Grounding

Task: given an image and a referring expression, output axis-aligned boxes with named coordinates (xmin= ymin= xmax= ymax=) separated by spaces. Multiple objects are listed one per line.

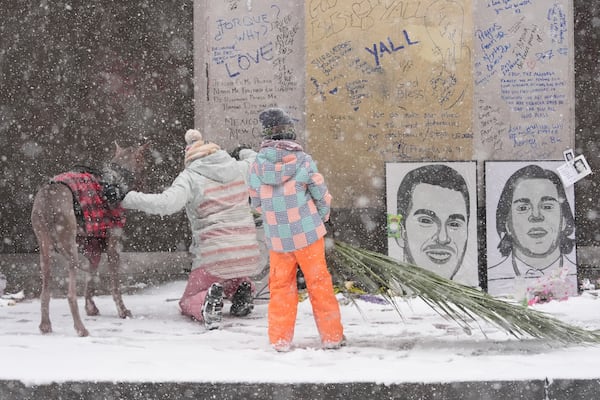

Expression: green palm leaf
xmin=330 ymin=240 xmax=600 ymax=344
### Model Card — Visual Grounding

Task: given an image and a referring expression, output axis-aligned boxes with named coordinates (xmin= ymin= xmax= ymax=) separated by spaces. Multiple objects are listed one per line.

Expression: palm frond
xmin=330 ymin=240 xmax=600 ymax=345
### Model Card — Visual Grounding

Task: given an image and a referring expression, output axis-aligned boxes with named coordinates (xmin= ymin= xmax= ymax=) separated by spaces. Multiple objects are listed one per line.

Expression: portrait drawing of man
xmin=486 ymin=163 xmax=577 ymax=299
xmin=387 ymin=162 xmax=478 ymax=287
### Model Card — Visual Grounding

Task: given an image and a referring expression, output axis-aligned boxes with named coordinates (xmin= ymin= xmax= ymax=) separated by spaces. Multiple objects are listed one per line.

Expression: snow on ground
xmin=1 ymin=281 xmax=600 ymax=385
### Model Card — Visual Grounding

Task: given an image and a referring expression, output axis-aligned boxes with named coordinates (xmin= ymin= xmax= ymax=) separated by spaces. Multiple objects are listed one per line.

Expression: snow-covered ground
xmin=1 ymin=280 xmax=600 ymax=385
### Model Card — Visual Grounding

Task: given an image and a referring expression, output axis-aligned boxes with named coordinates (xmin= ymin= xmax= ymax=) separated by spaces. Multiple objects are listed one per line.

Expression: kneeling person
xmin=122 ymin=129 xmax=262 ymax=329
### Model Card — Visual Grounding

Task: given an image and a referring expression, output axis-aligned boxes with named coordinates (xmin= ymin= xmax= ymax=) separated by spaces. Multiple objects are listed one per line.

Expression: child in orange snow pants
xmin=268 ymin=237 xmax=344 ymax=349
xmin=248 ymin=107 xmax=344 ymax=351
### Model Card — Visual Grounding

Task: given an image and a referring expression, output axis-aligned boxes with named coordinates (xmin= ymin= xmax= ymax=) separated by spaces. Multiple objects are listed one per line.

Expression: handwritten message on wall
xmin=306 ymin=1 xmax=474 ymax=208
xmin=473 ymin=1 xmax=574 ymax=160
xmin=204 ymin=1 xmax=304 ymax=149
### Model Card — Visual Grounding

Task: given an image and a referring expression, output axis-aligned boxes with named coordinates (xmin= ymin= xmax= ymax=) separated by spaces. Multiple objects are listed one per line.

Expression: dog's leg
xmin=63 ymin=242 xmax=89 ymax=337
xmin=84 ymin=268 xmax=100 ymax=316
xmin=37 ymin=235 xmax=53 ymax=334
xmin=107 ymin=232 xmax=132 ymax=318
xmin=82 ymin=243 xmax=101 ymax=316
xmin=31 ymin=188 xmax=54 ymax=334
xmin=48 ymin=186 xmax=89 ymax=337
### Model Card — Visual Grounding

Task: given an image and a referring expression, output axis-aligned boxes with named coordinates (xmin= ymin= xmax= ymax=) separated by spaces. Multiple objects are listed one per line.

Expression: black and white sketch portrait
xmin=486 ymin=161 xmax=577 ymax=299
xmin=386 ymin=162 xmax=478 ymax=287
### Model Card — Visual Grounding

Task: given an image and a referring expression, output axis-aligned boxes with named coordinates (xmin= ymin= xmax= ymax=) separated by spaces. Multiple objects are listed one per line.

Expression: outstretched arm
xmin=122 ymin=172 xmax=191 ymax=216
xmin=236 ymin=148 xmax=257 ymax=184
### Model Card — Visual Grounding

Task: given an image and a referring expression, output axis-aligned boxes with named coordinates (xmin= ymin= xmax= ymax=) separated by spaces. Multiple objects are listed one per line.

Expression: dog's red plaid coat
xmin=52 ymin=171 xmax=126 ymax=238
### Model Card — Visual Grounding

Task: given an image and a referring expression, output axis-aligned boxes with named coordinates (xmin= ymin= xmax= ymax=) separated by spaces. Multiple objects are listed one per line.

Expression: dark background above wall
xmin=0 ymin=1 xmax=195 ymax=253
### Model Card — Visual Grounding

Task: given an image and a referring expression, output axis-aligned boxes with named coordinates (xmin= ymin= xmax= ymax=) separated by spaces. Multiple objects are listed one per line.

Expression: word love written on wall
xmin=206 ymin=3 xmax=304 ymax=149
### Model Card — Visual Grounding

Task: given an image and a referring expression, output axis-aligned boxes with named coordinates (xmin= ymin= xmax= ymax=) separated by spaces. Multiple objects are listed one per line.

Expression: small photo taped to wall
xmin=563 ymin=148 xmax=575 ymax=162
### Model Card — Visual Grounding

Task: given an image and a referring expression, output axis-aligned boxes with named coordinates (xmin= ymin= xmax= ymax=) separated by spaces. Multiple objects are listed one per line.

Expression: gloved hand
xmin=102 ymin=183 xmax=127 ymax=204
xmin=229 ymin=144 xmax=252 ymax=160
xmin=325 ymin=219 xmax=336 ymax=238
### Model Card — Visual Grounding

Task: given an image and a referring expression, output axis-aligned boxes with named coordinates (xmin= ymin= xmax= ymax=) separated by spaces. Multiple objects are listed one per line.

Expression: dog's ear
xmin=135 ymin=142 xmax=151 ymax=162
xmin=114 ymin=141 xmax=124 ymax=157
xmin=139 ymin=142 xmax=151 ymax=154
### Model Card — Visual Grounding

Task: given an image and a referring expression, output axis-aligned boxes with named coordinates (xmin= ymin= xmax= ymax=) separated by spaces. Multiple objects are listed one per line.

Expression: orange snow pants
xmin=268 ymin=237 xmax=344 ymax=347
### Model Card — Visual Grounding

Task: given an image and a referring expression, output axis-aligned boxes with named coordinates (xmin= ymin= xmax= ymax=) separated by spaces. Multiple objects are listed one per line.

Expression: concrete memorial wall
xmin=196 ymin=0 xmax=575 ymax=234
xmin=194 ymin=0 xmax=305 ymax=150
xmin=195 ymin=0 xmax=578 ymax=289
xmin=473 ymin=1 xmax=574 ymax=160
xmin=305 ymin=1 xmax=474 ymax=209
xmin=196 ymin=0 xmax=574 ymax=207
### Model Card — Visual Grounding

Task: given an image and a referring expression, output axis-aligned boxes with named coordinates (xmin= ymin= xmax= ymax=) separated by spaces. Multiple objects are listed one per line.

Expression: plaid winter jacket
xmin=52 ymin=171 xmax=126 ymax=238
xmin=248 ymin=139 xmax=331 ymax=252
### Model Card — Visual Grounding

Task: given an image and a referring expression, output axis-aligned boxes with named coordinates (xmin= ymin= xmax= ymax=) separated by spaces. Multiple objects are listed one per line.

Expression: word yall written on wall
xmin=365 ymin=30 xmax=419 ymax=67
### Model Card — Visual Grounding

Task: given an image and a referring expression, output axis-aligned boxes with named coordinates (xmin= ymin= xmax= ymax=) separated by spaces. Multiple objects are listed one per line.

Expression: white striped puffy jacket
xmin=122 ymin=149 xmax=262 ymax=279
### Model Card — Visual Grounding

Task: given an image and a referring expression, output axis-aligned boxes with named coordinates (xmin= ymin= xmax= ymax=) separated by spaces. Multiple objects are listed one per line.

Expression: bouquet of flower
xmin=526 ymin=267 xmax=575 ymax=306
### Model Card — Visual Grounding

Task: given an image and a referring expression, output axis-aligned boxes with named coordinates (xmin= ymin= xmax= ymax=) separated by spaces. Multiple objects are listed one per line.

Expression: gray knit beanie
xmin=259 ymin=108 xmax=295 ymax=138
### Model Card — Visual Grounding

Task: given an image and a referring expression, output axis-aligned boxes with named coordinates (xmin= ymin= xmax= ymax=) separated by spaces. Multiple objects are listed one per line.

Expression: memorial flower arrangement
xmin=526 ymin=266 xmax=574 ymax=306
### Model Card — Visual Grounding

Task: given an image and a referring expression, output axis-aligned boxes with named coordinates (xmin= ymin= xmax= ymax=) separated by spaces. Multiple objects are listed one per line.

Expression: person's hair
xmin=495 ymin=164 xmax=575 ymax=257
xmin=396 ymin=164 xmax=470 ymax=225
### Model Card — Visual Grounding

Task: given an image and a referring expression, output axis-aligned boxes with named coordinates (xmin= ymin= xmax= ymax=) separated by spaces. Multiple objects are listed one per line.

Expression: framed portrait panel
xmin=485 ymin=161 xmax=577 ymax=299
xmin=386 ymin=161 xmax=479 ymax=287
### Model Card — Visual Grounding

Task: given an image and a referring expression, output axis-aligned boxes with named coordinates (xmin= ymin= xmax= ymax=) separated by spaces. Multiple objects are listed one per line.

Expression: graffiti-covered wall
xmin=194 ymin=1 xmax=305 ymax=149
xmin=306 ymin=2 xmax=474 ymax=210
xmin=473 ymin=2 xmax=574 ymax=160
xmin=195 ymin=0 xmax=583 ymax=259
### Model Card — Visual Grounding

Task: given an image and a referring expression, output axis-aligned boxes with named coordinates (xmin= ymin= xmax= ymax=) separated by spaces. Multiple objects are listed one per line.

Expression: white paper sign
xmin=557 ymin=154 xmax=592 ymax=187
